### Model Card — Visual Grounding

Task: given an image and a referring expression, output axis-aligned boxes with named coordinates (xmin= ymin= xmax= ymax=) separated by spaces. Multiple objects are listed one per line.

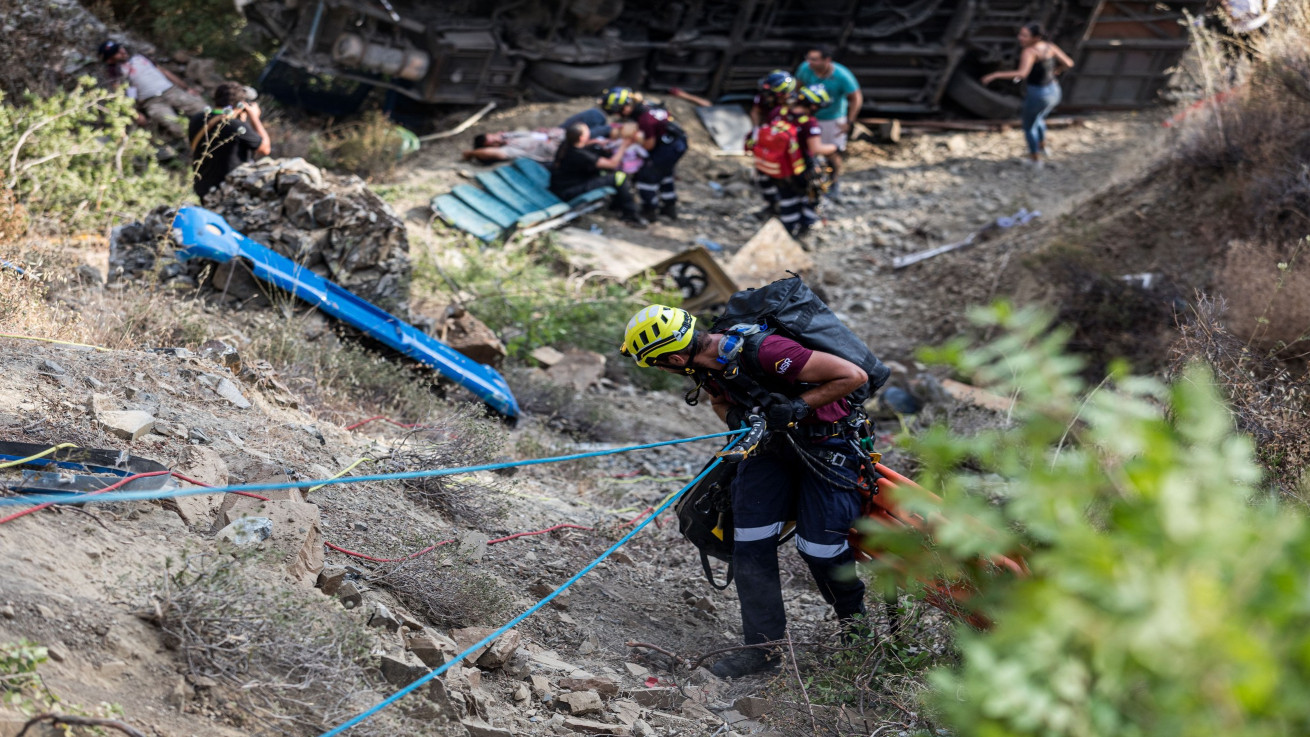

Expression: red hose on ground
xmin=0 ymin=470 xmax=172 ymax=525
xmin=0 ymin=458 xmax=655 ymax=565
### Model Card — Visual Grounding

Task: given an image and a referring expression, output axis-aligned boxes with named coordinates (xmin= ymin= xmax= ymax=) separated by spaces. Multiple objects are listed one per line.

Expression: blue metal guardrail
xmin=171 ymin=206 xmax=519 ymax=418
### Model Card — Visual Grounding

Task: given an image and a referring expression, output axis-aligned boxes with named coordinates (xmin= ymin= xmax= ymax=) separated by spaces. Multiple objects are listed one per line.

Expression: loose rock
xmin=557 ymin=690 xmax=604 ymax=715
xmin=95 ymin=410 xmax=155 ymax=441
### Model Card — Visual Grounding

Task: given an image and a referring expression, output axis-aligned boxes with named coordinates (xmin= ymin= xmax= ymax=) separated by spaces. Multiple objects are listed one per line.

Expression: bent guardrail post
xmin=171 ymin=206 xmax=520 ymax=419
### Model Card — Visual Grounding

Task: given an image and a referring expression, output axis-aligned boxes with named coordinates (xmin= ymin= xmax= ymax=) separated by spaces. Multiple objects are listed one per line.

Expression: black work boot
xmin=641 ymin=205 xmax=659 ymax=222
xmin=660 ymin=201 xmax=677 ymax=220
xmin=710 ymin=647 xmax=779 ymax=679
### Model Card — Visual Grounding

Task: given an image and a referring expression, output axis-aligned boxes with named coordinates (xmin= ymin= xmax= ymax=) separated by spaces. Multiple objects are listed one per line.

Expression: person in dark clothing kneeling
xmin=549 ymin=122 xmax=647 ymax=228
xmin=188 ymin=82 xmax=271 ymax=199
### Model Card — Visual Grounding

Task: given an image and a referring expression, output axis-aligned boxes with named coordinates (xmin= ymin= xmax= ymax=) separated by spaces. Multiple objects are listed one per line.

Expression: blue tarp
xmin=172 ymin=206 xmax=519 ymax=418
xmin=432 ymin=159 xmax=615 ymax=241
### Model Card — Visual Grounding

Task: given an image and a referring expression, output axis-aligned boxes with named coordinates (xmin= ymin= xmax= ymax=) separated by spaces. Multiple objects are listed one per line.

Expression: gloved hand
xmin=761 ymin=392 xmax=810 ymax=430
xmin=725 ymin=405 xmax=750 ymax=430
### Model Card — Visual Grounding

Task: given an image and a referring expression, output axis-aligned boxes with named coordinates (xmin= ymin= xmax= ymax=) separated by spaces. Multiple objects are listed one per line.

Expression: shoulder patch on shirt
xmin=775 ymin=357 xmax=793 ymax=375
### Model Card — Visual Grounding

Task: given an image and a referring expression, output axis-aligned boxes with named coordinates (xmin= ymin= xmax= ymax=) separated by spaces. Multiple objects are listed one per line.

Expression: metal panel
xmin=172 ymin=207 xmax=520 ymax=418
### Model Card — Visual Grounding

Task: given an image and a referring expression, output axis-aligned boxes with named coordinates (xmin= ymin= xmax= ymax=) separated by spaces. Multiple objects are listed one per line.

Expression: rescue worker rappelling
xmin=620 ymin=278 xmax=891 ymax=677
xmin=599 ymin=87 xmax=688 ymax=221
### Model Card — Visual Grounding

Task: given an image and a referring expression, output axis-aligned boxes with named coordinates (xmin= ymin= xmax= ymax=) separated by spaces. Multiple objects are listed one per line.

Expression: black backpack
xmin=674 ymin=458 xmax=737 ymax=589
xmin=707 ymin=275 xmax=890 ymax=406
xmin=675 ymin=457 xmax=797 ymax=589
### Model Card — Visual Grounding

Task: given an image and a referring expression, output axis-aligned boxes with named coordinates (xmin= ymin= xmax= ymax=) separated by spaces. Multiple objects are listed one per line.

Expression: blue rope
xmin=317 ymin=443 xmax=733 ymax=736
xmin=0 ymin=429 xmax=743 ymax=508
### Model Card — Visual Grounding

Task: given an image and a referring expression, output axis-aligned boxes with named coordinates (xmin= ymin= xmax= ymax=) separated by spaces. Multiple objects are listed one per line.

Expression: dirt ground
xmin=0 ymin=95 xmax=1178 ymax=737
xmin=392 ymin=97 xmax=1168 ymax=364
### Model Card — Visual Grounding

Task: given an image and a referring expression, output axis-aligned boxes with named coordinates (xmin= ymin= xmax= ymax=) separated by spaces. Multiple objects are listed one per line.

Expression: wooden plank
xmin=495 ymin=167 xmax=569 ymax=217
xmin=724 ymin=217 xmax=814 ymax=288
xmin=941 ymin=378 xmax=1013 ymax=413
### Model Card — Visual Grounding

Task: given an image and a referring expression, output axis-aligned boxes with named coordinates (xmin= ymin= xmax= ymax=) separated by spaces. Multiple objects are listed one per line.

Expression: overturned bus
xmin=240 ymin=0 xmax=1211 ymax=117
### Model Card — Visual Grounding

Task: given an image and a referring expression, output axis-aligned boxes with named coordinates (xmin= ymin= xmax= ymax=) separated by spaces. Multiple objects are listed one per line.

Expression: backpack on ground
xmin=710 ymin=275 xmax=891 ymax=406
xmin=750 ymin=119 xmax=805 ymax=180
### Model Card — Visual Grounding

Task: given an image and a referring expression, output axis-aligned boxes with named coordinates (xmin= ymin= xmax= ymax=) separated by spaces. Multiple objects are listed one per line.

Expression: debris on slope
xmin=110 ymin=158 xmax=413 ymax=316
xmin=204 ymin=158 xmax=412 ymax=314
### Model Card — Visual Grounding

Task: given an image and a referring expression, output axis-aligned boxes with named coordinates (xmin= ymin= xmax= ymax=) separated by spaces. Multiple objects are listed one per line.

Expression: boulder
xmin=451 ymin=627 xmax=521 ymax=668
xmin=546 ymin=350 xmax=607 ymax=392
xmin=219 ymin=498 xmax=323 ymax=582
xmin=316 ymin=565 xmax=347 ymax=595
xmin=95 ymin=410 xmax=155 ymax=441
xmin=380 ymin=654 xmax=430 ymax=687
xmin=408 ymin=632 xmax=460 ymax=668
xmin=170 ymin=446 xmax=229 ymax=526
xmin=560 ymin=677 xmax=619 ymax=696
xmin=557 ymin=690 xmax=604 ymax=715
xmin=110 ymin=159 xmax=413 ymax=315
xmin=417 ymin=302 xmax=507 ymax=368
xmin=631 ymin=688 xmax=679 ymax=709
xmin=215 ymin=516 xmax=272 ymax=546
xmin=563 ymin=717 xmax=629 ymax=735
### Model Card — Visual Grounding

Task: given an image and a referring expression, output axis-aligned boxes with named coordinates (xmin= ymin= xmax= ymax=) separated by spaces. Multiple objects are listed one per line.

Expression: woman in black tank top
xmin=981 ymin=22 xmax=1076 ymax=166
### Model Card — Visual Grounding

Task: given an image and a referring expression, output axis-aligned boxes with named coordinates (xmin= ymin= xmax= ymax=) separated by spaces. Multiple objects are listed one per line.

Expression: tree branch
xmin=18 ymin=713 xmax=149 ymax=737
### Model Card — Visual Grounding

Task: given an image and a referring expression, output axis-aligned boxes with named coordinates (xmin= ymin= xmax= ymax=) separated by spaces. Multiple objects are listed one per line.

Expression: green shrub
xmin=100 ymin=0 xmax=262 ymax=75
xmin=860 ymin=303 xmax=1310 ymax=737
xmin=0 ymin=77 xmax=185 ymax=230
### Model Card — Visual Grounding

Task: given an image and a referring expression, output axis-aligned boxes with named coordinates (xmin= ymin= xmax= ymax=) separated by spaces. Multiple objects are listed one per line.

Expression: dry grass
xmin=379 ymin=408 xmax=508 ymax=526
xmin=1170 ymin=294 xmax=1310 ymax=497
xmin=760 ymin=601 xmax=953 ymax=737
xmin=308 ymin=112 xmax=409 ymax=182
xmin=506 ymin=368 xmax=615 ymax=440
xmin=370 ymin=552 xmax=513 ymax=629
xmin=1175 ymin=1 xmax=1310 ymax=243
xmin=144 ymin=552 xmax=437 ymax=736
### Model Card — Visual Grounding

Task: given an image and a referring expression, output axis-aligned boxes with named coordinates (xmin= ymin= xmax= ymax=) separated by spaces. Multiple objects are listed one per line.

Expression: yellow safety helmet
xmin=600 ymin=86 xmax=634 ymax=113
xmin=620 ymin=304 xmax=696 ymax=367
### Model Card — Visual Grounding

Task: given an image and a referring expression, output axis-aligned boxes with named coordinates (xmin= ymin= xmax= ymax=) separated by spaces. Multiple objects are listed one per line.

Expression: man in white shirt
xmin=463 ymin=129 xmax=566 ymax=163
xmin=99 ymin=40 xmax=207 ymax=139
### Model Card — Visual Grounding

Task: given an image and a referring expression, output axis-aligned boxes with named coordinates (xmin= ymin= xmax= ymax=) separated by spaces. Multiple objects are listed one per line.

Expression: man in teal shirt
xmin=796 ymin=44 xmax=863 ymax=200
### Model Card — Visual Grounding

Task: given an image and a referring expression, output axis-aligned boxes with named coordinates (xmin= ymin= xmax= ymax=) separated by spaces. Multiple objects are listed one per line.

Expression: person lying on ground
xmin=549 ymin=122 xmax=647 ymax=228
xmin=463 ymin=128 xmax=566 ymax=163
xmin=189 ymin=82 xmax=272 ymax=200
xmin=980 ymin=22 xmax=1075 ymax=168
xmin=99 ymin=40 xmax=206 ymax=140
xmin=667 ymin=87 xmax=713 ymax=108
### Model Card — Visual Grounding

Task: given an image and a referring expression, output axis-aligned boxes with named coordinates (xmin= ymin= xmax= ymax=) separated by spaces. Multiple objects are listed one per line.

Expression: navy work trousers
xmin=731 ymin=436 xmax=867 ymax=645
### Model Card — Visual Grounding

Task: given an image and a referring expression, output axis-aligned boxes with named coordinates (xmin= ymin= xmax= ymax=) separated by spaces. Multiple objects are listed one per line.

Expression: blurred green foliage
xmin=862 ymin=302 xmax=1310 ymax=737
xmin=0 ymin=77 xmax=185 ymax=229
xmin=101 ymin=0 xmax=263 ymax=74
